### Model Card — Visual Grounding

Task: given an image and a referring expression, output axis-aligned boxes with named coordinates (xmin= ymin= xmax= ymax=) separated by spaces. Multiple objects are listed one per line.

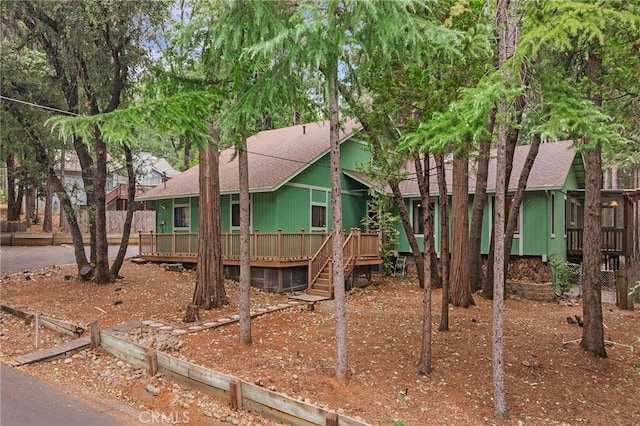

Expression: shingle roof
xmin=397 ymin=140 xmax=580 ymax=196
xmin=140 ymin=119 xmax=361 ymax=200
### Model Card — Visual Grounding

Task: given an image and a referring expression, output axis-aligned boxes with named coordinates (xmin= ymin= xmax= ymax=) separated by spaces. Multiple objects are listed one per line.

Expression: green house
xmin=141 ymin=123 xmax=628 ymax=288
xmin=138 ymin=119 xmax=381 ymax=294
xmin=393 ymin=141 xmax=587 ymax=276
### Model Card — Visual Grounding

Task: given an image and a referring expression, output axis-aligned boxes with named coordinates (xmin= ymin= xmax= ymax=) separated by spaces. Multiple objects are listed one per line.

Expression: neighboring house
xmin=106 ymin=152 xmax=180 ymax=211
xmin=137 ymin=119 xmax=382 ymax=294
xmin=47 ymin=150 xmax=179 ymax=213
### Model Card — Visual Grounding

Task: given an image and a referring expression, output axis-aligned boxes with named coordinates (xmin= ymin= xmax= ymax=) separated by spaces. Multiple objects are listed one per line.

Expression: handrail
xmin=308 ymin=233 xmax=333 ymax=285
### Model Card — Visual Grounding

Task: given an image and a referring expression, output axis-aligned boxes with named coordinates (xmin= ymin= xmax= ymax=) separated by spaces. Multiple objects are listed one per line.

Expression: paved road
xmin=0 ymin=363 xmax=140 ymax=426
xmin=0 ymin=245 xmax=139 ymax=276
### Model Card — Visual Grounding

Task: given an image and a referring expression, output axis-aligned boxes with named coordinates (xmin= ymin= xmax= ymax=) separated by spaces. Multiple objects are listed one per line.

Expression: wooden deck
xmin=138 ymin=229 xmax=381 ymax=269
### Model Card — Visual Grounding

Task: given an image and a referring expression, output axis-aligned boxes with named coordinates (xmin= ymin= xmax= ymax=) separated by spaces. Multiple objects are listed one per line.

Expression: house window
xmin=231 ymin=201 xmax=240 ymax=227
xmin=174 ymin=204 xmax=190 ymax=229
xmin=550 ymin=193 xmax=556 ymax=237
xmin=413 ymin=200 xmax=423 ymax=235
xmin=569 ymin=200 xmax=578 ymax=227
xmin=231 ymin=198 xmax=250 ymax=228
xmin=311 ymin=204 xmax=327 ymax=229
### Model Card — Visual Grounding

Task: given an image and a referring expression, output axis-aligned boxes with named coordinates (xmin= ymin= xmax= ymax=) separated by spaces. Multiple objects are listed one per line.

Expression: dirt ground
xmin=1 ymin=259 xmax=639 ymax=426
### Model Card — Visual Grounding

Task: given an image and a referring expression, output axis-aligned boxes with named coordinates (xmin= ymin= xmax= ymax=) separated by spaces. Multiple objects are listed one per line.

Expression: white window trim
xmin=311 ymin=202 xmax=327 ymax=231
xmin=173 ymin=201 xmax=190 ymax=230
xmin=563 ymin=195 xmax=567 ymax=239
xmin=550 ymin=193 xmax=556 ymax=239
xmin=412 ymin=199 xmax=422 ymax=236
xmin=231 ymin=194 xmax=252 ymax=231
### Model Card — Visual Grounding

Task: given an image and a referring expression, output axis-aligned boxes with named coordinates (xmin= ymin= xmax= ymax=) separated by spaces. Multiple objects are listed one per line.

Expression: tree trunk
xmin=416 ymin=154 xmax=432 ymax=374
xmin=238 ymin=140 xmax=252 ymax=345
xmin=580 ymin=50 xmax=606 ymax=357
xmin=42 ymin=173 xmax=54 ymax=232
xmin=94 ymin=132 xmax=110 ymax=283
xmin=492 ymin=108 xmax=508 ymax=417
xmin=110 ymin=144 xmax=136 ymax=279
xmin=183 ymin=137 xmax=192 ymax=171
xmin=328 ymin=67 xmax=348 ymax=384
xmin=24 ymin=183 xmax=33 ymax=228
xmin=436 ymin=154 xmax=450 ymax=332
xmin=49 ymin=168 xmax=90 ymax=271
xmin=31 ymin=136 xmax=90 ymax=272
xmin=450 ymin=155 xmax=473 ymax=307
xmin=6 ymin=154 xmax=23 ymax=221
xmin=484 ymin=100 xmax=520 ymax=296
xmin=190 ymin=135 xmax=228 ymax=316
xmin=504 ymin=135 xmax=541 ymax=270
xmin=492 ymin=0 xmax=519 ymax=416
xmin=469 ymin=117 xmax=494 ymax=292
xmin=74 ymin=137 xmax=97 ymax=265
xmin=390 ymin=181 xmax=425 ymax=286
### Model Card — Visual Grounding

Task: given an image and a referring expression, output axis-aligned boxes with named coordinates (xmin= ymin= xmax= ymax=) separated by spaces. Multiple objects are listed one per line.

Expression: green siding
xmin=340 ymin=138 xmax=369 ymax=170
xmin=220 ymin=194 xmax=231 ymax=232
xmin=275 ymin=185 xmax=312 ymax=232
xmin=547 ymin=190 xmax=566 ymax=261
xmin=292 ymin=156 xmax=330 ymax=187
xmin=520 ymin=193 xmax=547 ymax=255
xmin=342 ymin=193 xmax=366 ymax=230
xmin=156 ymin=199 xmax=173 ymax=233
xmin=252 ymin=192 xmax=279 ymax=231
xmin=312 ymin=189 xmax=326 ymax=203
xmin=190 ymin=197 xmax=199 ymax=233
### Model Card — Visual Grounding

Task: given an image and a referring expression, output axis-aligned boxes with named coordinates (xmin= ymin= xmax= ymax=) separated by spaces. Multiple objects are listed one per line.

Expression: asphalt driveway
xmin=0 ymin=245 xmax=139 ymax=276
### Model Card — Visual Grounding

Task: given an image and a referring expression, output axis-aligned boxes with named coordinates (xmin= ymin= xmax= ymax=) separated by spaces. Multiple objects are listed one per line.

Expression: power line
xmin=0 ymin=95 xmax=79 ymax=116
xmin=1 ymin=93 xmax=438 ymax=183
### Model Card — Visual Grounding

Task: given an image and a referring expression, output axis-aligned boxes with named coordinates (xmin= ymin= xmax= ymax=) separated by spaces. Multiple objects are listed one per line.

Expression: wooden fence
xmin=74 ymin=210 xmax=155 ymax=234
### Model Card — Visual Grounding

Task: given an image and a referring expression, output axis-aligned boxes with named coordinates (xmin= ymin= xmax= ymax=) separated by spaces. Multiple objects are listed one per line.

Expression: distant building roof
xmin=140 ymin=119 xmax=361 ymax=200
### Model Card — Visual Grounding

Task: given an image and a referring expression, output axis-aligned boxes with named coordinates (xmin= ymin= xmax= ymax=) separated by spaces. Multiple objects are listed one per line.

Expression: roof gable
xmin=140 ymin=119 xmax=361 ymax=200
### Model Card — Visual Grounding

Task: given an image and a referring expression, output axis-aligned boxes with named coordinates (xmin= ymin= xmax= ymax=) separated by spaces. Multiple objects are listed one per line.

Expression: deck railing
xmin=566 ymin=227 xmax=626 ymax=255
xmin=140 ymin=229 xmax=381 ymax=271
xmin=139 ymin=229 xmax=382 ymax=262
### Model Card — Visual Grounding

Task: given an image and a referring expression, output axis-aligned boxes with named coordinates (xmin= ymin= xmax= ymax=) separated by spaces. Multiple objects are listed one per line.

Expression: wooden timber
xmin=11 ymin=337 xmax=91 ymax=366
xmin=98 ymin=330 xmax=371 ymax=426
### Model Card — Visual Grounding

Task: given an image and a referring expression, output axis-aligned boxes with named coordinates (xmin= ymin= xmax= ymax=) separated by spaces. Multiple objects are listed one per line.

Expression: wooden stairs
xmin=307 ymin=230 xmax=358 ymax=298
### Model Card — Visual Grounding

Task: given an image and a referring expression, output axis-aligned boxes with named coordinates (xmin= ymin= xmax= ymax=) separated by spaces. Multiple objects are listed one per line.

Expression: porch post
xmin=277 ymin=228 xmax=282 ymax=260
xmin=254 ymin=229 xmax=259 ymax=259
xmin=300 ymin=229 xmax=305 ymax=257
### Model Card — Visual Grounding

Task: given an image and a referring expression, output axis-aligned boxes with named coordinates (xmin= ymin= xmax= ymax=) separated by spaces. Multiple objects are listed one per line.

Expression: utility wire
xmin=2 ymin=93 xmax=440 ymax=182
xmin=0 ymin=95 xmax=79 ymax=116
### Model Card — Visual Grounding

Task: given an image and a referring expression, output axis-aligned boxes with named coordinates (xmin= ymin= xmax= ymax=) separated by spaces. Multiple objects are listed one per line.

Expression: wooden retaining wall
xmin=99 ymin=329 xmax=369 ymax=426
xmin=506 ymin=280 xmax=555 ymax=302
